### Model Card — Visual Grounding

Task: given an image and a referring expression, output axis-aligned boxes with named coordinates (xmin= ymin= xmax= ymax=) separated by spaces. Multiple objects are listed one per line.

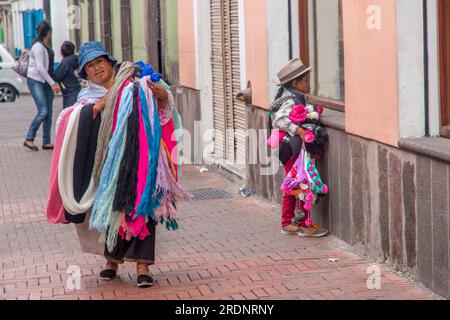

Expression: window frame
xmin=298 ymin=0 xmax=345 ymax=113
xmin=438 ymin=0 xmax=450 ymax=138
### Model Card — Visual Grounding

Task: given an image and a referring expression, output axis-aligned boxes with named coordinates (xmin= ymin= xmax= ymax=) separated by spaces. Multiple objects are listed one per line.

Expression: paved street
xmin=0 ymin=96 xmax=435 ymax=300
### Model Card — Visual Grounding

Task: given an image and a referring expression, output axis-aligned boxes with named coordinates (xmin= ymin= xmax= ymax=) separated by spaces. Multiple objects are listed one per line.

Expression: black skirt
xmin=104 ymin=220 xmax=157 ymax=265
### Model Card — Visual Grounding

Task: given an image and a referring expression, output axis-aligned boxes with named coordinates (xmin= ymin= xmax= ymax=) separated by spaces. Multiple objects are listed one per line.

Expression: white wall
xmin=396 ymin=0 xmax=426 ymax=138
xmin=11 ymin=0 xmax=44 ymax=51
xmin=50 ymin=0 xmax=69 ymax=62
xmin=266 ymin=0 xmax=290 ymax=102
xmin=11 ymin=2 xmax=23 ymax=50
xmin=290 ymin=0 xmax=300 ymax=59
xmin=426 ymin=0 xmax=441 ymax=137
xmin=12 ymin=0 xmax=43 ymax=10
xmin=194 ymin=0 xmax=214 ymax=157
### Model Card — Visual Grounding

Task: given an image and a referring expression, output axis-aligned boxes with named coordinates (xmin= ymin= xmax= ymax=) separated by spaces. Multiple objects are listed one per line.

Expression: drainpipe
xmin=423 ymin=0 xmax=430 ymax=137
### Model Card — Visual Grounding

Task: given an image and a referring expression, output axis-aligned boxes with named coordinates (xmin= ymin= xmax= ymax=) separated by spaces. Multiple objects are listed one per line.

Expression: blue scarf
xmin=136 ymin=85 xmax=162 ymax=219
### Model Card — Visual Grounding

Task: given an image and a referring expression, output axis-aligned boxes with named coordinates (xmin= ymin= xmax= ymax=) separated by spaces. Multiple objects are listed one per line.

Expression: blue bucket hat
xmin=78 ymin=41 xmax=117 ymax=80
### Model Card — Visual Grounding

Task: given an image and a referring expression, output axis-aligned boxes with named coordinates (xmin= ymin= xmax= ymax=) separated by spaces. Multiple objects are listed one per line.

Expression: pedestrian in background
xmin=53 ymin=41 xmax=81 ymax=109
xmin=24 ymin=20 xmax=60 ymax=152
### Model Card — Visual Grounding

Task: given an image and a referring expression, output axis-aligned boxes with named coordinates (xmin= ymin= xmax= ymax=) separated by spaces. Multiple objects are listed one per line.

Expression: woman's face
xmin=84 ymin=56 xmax=115 ymax=86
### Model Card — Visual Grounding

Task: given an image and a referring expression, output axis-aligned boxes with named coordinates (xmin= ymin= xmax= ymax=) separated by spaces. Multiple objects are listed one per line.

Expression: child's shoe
xmin=281 ymin=224 xmax=302 ymax=236
xmin=298 ymin=224 xmax=329 ymax=238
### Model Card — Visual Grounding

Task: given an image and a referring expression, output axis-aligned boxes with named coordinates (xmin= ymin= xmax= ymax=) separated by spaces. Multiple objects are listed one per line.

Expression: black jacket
xmin=53 ymin=55 xmax=81 ymax=95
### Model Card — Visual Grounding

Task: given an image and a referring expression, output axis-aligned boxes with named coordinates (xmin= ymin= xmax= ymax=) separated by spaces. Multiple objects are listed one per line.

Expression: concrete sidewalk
xmin=0 ymin=96 xmax=435 ymax=300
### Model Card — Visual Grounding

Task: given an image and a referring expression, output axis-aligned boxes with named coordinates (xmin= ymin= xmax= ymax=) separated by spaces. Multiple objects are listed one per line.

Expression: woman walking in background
xmin=23 ymin=21 xmax=60 ymax=152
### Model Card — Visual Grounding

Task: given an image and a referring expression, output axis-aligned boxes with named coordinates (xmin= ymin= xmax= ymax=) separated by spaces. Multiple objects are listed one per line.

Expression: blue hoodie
xmin=53 ymin=55 xmax=82 ymax=95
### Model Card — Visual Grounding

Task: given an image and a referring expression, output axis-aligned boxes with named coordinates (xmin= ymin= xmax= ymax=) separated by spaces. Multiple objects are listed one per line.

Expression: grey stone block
xmin=267 ymin=169 xmax=275 ymax=203
xmin=246 ymin=108 xmax=258 ymax=192
xmin=316 ymin=150 xmax=330 ymax=228
xmin=350 ymin=138 xmax=364 ymax=245
xmin=362 ymin=142 xmax=372 ymax=250
xmin=175 ymin=87 xmax=202 ymax=164
xmin=389 ymin=153 xmax=404 ymax=266
xmin=378 ymin=146 xmax=390 ymax=258
xmin=403 ymin=161 xmax=417 ymax=270
xmin=417 ymin=156 xmax=432 ymax=287
xmin=339 ymin=132 xmax=351 ymax=243
xmin=259 ymin=115 xmax=272 ymax=201
xmin=328 ymin=129 xmax=340 ymax=237
xmin=274 ymin=167 xmax=285 ymax=205
xmin=431 ymin=160 xmax=449 ymax=298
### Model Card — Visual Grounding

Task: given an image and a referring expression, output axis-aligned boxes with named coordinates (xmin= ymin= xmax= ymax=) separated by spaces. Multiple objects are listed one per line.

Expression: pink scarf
xmin=119 ymin=85 xmax=150 ymax=240
xmin=161 ymin=119 xmax=178 ymax=181
xmin=46 ymin=107 xmax=75 ymax=224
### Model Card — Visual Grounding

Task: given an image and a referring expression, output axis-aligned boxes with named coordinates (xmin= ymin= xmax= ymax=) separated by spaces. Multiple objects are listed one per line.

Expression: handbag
xmin=12 ymin=50 xmax=30 ymax=78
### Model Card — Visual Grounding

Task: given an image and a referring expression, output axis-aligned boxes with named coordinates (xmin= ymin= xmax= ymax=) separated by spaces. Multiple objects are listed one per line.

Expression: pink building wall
xmin=178 ymin=0 xmax=197 ymax=89
xmin=176 ymin=0 xmax=402 ymax=146
xmin=342 ymin=0 xmax=399 ymax=146
xmin=176 ymin=0 xmax=271 ymax=107
xmin=243 ymin=0 xmax=270 ymax=109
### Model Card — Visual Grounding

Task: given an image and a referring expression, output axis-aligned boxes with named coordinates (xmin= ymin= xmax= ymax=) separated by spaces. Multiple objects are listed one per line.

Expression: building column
xmin=120 ymin=0 xmax=132 ymax=61
xmin=100 ymin=0 xmax=112 ymax=53
xmin=145 ymin=0 xmax=161 ymax=70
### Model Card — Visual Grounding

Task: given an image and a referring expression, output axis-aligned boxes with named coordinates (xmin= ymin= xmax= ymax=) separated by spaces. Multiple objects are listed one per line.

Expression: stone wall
xmin=173 ymin=85 xmax=202 ymax=164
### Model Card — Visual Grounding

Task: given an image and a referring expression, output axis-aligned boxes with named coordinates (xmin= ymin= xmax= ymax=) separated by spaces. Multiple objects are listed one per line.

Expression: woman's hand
xmin=51 ymin=83 xmax=61 ymax=94
xmin=92 ymin=95 xmax=108 ymax=119
xmin=147 ymin=80 xmax=168 ymax=101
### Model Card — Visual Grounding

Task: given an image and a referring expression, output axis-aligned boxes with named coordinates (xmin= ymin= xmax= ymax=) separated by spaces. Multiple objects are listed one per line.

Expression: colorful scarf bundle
xmin=281 ymin=149 xmax=329 ymax=227
xmin=47 ymin=63 xmax=188 ymax=253
xmin=90 ymin=76 xmax=188 ymax=251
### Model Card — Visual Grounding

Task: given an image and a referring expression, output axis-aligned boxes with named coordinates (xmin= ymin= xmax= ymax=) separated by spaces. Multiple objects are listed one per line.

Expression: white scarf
xmin=58 ymin=104 xmax=97 ymax=215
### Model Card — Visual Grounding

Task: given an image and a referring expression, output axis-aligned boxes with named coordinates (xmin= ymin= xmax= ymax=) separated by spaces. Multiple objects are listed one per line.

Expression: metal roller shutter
xmin=210 ymin=0 xmax=247 ymax=169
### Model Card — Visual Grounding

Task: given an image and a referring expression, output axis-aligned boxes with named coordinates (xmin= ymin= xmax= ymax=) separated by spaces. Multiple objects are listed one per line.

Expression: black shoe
xmin=23 ymin=141 xmax=39 ymax=152
xmin=137 ymin=275 xmax=154 ymax=288
xmin=42 ymin=144 xmax=54 ymax=150
xmin=100 ymin=269 xmax=117 ymax=281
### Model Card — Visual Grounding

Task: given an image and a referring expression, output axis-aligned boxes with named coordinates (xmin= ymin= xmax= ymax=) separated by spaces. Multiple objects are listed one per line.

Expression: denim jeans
xmin=26 ymin=78 xmax=55 ymax=145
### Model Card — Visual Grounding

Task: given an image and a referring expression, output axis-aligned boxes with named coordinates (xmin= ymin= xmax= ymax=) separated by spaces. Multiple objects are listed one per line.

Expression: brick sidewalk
xmin=0 ymin=96 xmax=435 ymax=300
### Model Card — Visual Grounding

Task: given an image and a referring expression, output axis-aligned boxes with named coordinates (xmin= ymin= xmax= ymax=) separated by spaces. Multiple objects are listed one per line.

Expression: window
xmin=299 ymin=0 xmax=345 ymax=111
xmin=439 ymin=0 xmax=450 ymax=137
